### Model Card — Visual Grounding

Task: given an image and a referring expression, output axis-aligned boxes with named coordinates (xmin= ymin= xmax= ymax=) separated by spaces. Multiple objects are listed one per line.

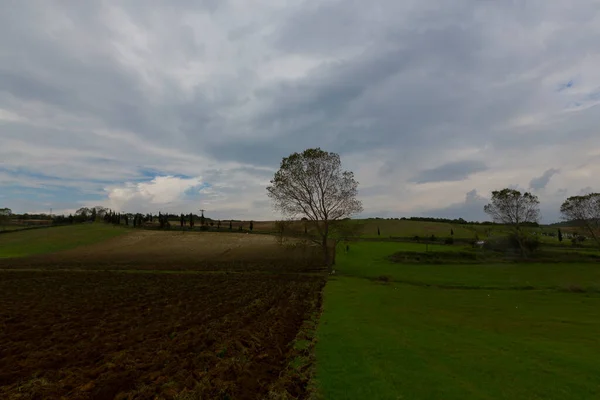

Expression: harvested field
xmin=0 ymin=270 xmax=324 ymax=399
xmin=0 ymin=230 xmax=323 ymax=272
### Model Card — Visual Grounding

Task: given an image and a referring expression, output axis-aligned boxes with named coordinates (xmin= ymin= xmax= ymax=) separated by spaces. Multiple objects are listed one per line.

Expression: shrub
xmin=444 ymin=237 xmax=454 ymax=245
xmin=483 ymin=233 xmax=540 ymax=253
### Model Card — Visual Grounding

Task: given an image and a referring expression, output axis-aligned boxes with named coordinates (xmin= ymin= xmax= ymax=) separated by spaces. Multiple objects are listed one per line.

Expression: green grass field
xmin=315 ymin=242 xmax=600 ymax=399
xmin=0 ymin=224 xmax=127 ymax=258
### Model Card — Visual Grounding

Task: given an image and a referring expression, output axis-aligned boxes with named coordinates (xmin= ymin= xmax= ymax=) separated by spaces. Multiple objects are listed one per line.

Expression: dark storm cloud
xmin=529 ymin=169 xmax=560 ymax=191
xmin=411 ymin=161 xmax=488 ymax=184
xmin=1 ymin=1 xmax=599 ymax=218
xmin=421 ymin=190 xmax=489 ymax=221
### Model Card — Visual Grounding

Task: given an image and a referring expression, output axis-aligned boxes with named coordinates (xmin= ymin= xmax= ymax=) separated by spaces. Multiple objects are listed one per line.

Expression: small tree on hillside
xmin=451 ymin=228 xmax=454 ymax=236
xmin=558 ymin=228 xmax=563 ymax=242
xmin=483 ymin=188 xmax=540 ymax=256
xmin=377 ymin=226 xmax=380 ymax=236
xmin=229 ymin=220 xmax=233 ymax=231
xmin=0 ymin=208 xmax=12 ymax=231
xmin=267 ymin=148 xmax=363 ymax=269
xmin=180 ymin=214 xmax=184 ymax=227
xmin=249 ymin=221 xmax=254 ymax=231
xmin=189 ymin=213 xmax=194 ymax=228
xmin=560 ymin=193 xmax=600 ymax=249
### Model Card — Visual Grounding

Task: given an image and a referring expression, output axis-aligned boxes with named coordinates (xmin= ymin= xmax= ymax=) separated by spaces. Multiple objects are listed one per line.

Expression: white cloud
xmin=104 ymin=176 xmax=203 ymax=213
xmin=1 ymin=1 xmax=600 ymax=222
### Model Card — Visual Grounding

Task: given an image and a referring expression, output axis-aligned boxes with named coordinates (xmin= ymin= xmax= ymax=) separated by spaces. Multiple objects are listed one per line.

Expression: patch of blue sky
xmin=0 ymin=167 xmax=116 ymax=185
xmin=183 ymin=182 xmax=211 ymax=198
xmin=557 ymin=79 xmax=574 ymax=91
xmin=136 ymin=168 xmax=195 ymax=181
xmin=2 ymin=184 xmax=102 ymax=203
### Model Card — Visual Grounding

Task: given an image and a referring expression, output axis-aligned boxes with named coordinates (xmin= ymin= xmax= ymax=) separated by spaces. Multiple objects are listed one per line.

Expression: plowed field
xmin=0 ymin=229 xmax=326 ymax=399
xmin=0 ymin=271 xmax=324 ymax=399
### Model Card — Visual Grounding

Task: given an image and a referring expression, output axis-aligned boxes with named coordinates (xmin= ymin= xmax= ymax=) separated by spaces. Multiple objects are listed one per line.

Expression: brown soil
xmin=0 ymin=270 xmax=324 ymax=399
xmin=0 ymin=231 xmax=323 ymax=272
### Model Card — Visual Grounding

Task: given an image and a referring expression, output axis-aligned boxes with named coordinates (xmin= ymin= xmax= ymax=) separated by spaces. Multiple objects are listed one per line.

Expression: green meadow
xmin=315 ymin=241 xmax=600 ymax=399
xmin=0 ymin=224 xmax=126 ymax=259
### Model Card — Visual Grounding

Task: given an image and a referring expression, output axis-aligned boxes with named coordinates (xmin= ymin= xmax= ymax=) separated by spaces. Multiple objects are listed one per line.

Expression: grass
xmin=335 ymin=242 xmax=600 ymax=289
xmin=0 ymin=225 xmax=28 ymax=232
xmin=315 ymin=241 xmax=600 ymax=399
xmin=0 ymin=223 xmax=127 ymax=258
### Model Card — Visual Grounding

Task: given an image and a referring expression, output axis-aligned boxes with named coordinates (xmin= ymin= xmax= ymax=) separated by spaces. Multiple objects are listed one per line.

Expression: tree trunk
xmin=322 ymin=235 xmax=330 ymax=271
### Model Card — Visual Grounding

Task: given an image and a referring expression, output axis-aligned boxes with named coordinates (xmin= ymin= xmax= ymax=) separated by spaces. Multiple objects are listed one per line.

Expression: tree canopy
xmin=483 ymin=189 xmax=540 ymax=228
xmin=483 ymin=188 xmax=540 ymax=256
xmin=560 ymin=193 xmax=600 ymax=248
xmin=267 ymin=148 xmax=363 ymax=268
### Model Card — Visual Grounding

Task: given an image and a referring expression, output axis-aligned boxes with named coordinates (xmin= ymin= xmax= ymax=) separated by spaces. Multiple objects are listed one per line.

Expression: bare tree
xmin=560 ymin=193 xmax=600 ymax=248
xmin=267 ymin=148 xmax=363 ymax=269
xmin=483 ymin=188 xmax=540 ymax=256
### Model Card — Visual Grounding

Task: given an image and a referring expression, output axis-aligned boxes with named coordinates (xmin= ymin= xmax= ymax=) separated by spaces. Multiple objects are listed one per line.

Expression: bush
xmin=444 ymin=237 xmax=454 ymax=245
xmin=483 ymin=233 xmax=540 ymax=254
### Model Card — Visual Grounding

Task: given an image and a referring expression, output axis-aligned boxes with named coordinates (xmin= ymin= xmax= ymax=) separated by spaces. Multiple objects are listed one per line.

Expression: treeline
xmin=367 ymin=216 xmax=540 ymax=227
xmin=9 ymin=213 xmax=53 ymax=220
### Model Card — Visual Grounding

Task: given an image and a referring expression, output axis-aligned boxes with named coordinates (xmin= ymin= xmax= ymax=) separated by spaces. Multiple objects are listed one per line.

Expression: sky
xmin=1 ymin=1 xmax=599 ymax=223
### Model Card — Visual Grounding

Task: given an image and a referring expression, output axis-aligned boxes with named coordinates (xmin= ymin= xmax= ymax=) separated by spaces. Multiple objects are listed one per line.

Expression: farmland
xmin=0 ymin=224 xmax=128 ymax=259
xmin=0 ymin=226 xmax=325 ymax=399
xmin=314 ymin=241 xmax=600 ymax=399
xmin=2 ymin=222 xmax=600 ymax=399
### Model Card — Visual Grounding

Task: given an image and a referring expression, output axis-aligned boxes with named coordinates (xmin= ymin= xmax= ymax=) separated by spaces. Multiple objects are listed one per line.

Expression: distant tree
xmin=93 ymin=206 xmax=108 ymax=219
xmin=377 ymin=226 xmax=380 ymax=236
xmin=189 ymin=213 xmax=194 ymax=228
xmin=560 ymin=193 xmax=600 ymax=249
xmin=229 ymin=220 xmax=233 ymax=231
xmin=200 ymin=213 xmax=206 ymax=226
xmin=450 ymin=228 xmax=454 ymax=236
xmin=238 ymin=225 xmax=243 ymax=231
xmin=484 ymin=188 xmax=540 ymax=256
xmin=249 ymin=221 xmax=254 ymax=231
xmin=266 ymin=148 xmax=363 ymax=268
xmin=0 ymin=207 xmax=12 ymax=230
xmin=180 ymin=214 xmax=184 ymax=227
xmin=124 ymin=214 xmax=129 ymax=226
xmin=91 ymin=208 xmax=97 ymax=222
xmin=217 ymin=220 xmax=221 ymax=230
xmin=558 ymin=228 xmax=563 ymax=242
xmin=75 ymin=207 xmax=92 ymax=222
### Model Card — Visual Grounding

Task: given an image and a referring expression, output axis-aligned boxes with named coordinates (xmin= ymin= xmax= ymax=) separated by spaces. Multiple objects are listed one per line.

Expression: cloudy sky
xmin=1 ymin=1 xmax=599 ymax=223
